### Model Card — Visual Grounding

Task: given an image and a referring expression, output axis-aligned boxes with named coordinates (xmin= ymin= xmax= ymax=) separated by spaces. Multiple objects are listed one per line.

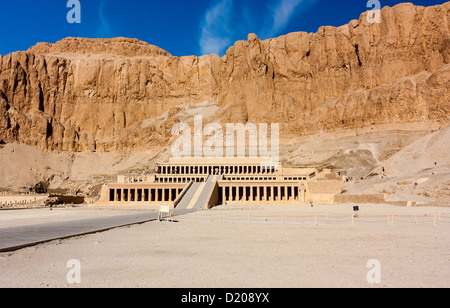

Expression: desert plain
xmin=0 ymin=203 xmax=448 ymax=288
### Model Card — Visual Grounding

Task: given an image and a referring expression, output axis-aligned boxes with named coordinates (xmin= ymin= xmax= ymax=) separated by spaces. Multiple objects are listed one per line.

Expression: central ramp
xmin=176 ymin=175 xmax=222 ymax=210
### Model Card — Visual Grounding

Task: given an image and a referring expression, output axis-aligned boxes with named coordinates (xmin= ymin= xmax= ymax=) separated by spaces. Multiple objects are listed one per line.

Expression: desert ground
xmin=0 ymin=204 xmax=448 ymax=288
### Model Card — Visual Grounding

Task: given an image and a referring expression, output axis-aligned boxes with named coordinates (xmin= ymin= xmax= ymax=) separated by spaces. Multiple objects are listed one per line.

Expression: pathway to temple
xmin=0 ymin=208 xmax=195 ymax=252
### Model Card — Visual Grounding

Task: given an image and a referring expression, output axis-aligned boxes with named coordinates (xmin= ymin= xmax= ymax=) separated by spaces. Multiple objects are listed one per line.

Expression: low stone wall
xmin=0 ymin=194 xmax=49 ymax=208
xmin=309 ymin=193 xmax=336 ymax=204
xmin=334 ymin=194 xmax=386 ymax=204
xmin=308 ymin=180 xmax=344 ymax=195
xmin=49 ymin=194 xmax=85 ymax=205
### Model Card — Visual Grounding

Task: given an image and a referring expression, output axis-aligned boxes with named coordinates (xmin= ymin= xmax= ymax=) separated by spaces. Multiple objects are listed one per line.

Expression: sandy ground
xmin=0 ymin=204 xmax=449 ymax=288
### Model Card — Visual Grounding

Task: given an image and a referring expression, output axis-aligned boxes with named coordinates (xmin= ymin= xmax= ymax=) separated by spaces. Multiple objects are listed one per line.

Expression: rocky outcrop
xmin=0 ymin=2 xmax=448 ymax=154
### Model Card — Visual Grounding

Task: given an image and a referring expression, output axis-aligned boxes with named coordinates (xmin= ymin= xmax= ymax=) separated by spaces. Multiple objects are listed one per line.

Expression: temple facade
xmin=97 ymin=158 xmax=344 ymax=208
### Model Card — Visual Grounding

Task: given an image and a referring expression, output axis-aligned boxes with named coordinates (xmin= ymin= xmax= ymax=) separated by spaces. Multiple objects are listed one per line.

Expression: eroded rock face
xmin=0 ymin=2 xmax=448 ymax=153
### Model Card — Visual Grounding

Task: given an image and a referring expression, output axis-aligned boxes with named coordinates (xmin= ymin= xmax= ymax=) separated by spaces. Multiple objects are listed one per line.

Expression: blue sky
xmin=0 ymin=0 xmax=446 ymax=57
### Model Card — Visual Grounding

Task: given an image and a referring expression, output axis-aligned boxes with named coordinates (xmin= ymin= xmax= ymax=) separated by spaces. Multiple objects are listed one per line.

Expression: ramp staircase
xmin=176 ymin=175 xmax=222 ymax=210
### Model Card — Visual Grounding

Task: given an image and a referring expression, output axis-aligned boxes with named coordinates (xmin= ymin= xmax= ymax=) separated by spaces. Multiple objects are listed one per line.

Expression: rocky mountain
xmin=0 ymin=2 xmax=449 ymax=155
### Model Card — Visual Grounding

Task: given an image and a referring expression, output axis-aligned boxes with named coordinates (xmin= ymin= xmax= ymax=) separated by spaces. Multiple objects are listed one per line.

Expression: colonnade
xmin=159 ymin=165 xmax=277 ymax=175
xmin=156 ymin=176 xmax=206 ymax=183
xmin=109 ymin=187 xmax=184 ymax=203
xmin=221 ymin=184 xmax=306 ymax=203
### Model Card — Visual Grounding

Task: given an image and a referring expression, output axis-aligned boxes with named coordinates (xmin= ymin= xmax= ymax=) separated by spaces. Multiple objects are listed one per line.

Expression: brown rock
xmin=0 ymin=2 xmax=448 ymax=153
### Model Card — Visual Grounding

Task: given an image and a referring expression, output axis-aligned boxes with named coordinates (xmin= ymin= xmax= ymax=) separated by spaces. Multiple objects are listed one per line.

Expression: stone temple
xmin=98 ymin=158 xmax=344 ymax=209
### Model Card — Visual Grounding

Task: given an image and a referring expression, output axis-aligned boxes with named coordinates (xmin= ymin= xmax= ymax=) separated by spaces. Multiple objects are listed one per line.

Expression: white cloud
xmin=262 ymin=0 xmax=305 ymax=39
xmin=199 ymin=0 xmax=233 ymax=56
xmin=98 ymin=0 xmax=112 ymax=37
xmin=198 ymin=0 xmax=315 ymax=56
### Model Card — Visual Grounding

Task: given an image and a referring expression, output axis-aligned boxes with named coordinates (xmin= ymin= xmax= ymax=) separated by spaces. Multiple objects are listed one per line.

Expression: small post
xmin=391 ymin=214 xmax=394 ymax=227
xmin=434 ymin=213 xmax=437 ymax=228
xmin=414 ymin=214 xmax=417 ymax=225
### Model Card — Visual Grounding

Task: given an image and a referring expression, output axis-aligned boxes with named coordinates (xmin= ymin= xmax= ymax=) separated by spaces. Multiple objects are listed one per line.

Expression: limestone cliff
xmin=0 ymin=2 xmax=449 ymax=154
